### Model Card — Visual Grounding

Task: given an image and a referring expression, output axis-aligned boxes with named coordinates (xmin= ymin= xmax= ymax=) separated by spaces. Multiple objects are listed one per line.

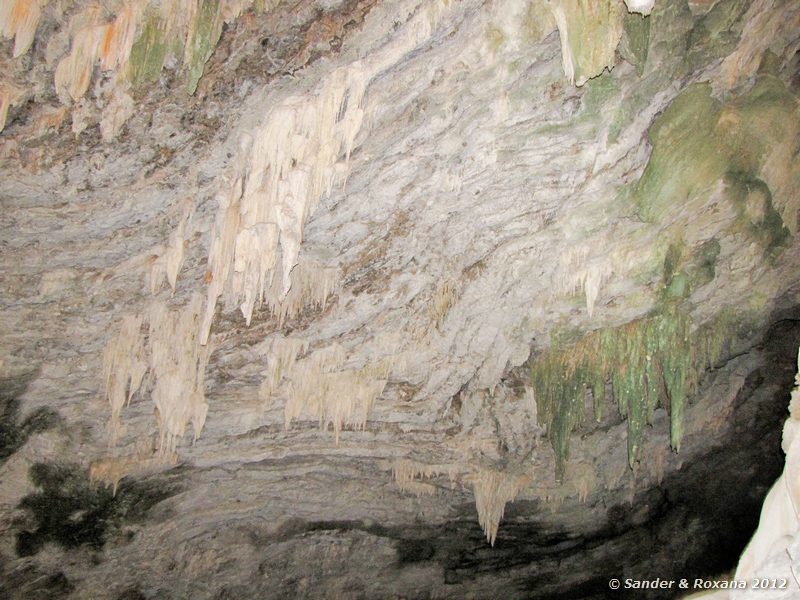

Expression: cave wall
xmin=1 ymin=0 xmax=800 ymax=598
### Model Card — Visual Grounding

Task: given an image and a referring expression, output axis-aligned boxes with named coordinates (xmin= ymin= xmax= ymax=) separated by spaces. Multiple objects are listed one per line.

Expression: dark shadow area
xmin=0 ymin=371 xmax=60 ymax=463
xmin=0 ymin=563 xmax=75 ymax=600
xmin=15 ymin=462 xmax=184 ymax=557
xmin=443 ymin=314 xmax=797 ymax=598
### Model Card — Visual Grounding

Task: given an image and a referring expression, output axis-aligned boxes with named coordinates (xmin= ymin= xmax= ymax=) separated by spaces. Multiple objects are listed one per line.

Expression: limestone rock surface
xmin=1 ymin=0 xmax=800 ymax=598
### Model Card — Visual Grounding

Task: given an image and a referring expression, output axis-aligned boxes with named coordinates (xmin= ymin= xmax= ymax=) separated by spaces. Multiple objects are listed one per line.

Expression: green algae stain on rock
xmin=550 ymin=0 xmax=624 ymax=86
xmin=716 ymin=79 xmax=792 ymax=175
xmin=665 ymin=271 xmax=690 ymax=299
xmin=687 ymin=238 xmax=721 ymax=290
xmin=634 ymin=74 xmax=797 ymax=253
xmin=662 ymin=240 xmax=685 ymax=289
xmin=128 ymin=2 xmax=230 ymax=95
xmin=581 ymin=71 xmax=620 ymax=116
xmin=128 ymin=12 xmax=169 ymax=87
xmin=685 ymin=0 xmax=749 ymax=70
xmin=655 ymin=236 xmax=720 ymax=302
xmin=660 ymin=239 xmax=698 ymax=301
xmin=634 ymin=83 xmax=725 ymax=223
xmin=530 ymin=304 xmax=743 ymax=480
xmin=724 ymin=173 xmax=790 ymax=259
xmin=619 ymin=10 xmax=650 ymax=75
xmin=185 ymin=0 xmax=225 ymax=95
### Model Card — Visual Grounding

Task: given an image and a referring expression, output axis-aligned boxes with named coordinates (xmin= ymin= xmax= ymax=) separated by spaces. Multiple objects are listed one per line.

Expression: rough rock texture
xmin=1 ymin=0 xmax=800 ymax=598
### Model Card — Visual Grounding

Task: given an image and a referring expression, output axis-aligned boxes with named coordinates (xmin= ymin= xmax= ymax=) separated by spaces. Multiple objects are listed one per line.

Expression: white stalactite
xmin=148 ymin=294 xmax=211 ymax=458
xmin=103 ymin=314 xmax=147 ymax=447
xmin=623 ymin=0 xmax=655 ymax=16
xmin=259 ymin=335 xmax=309 ymax=403
xmin=103 ymin=294 xmax=211 ymax=458
xmin=284 ymin=343 xmax=391 ymax=442
xmin=472 ymin=468 xmax=529 ymax=546
xmin=0 ymin=0 xmax=46 ymax=58
xmin=200 ymin=0 xmax=455 ymax=344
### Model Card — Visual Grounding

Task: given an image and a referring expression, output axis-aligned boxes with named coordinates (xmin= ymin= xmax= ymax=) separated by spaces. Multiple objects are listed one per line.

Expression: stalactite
xmin=554 ymin=242 xmax=639 ymax=318
xmin=555 ymin=235 xmax=666 ymax=318
xmin=89 ymin=439 xmax=158 ymax=495
xmin=51 ymin=1 xmax=255 ymax=104
xmin=391 ymin=458 xmax=458 ymax=496
xmin=147 ymin=293 xmax=211 ymax=458
xmin=548 ymin=0 xmax=624 ymax=86
xmin=264 ymin=260 xmax=339 ymax=326
xmin=531 ymin=461 xmax=598 ymax=510
xmin=530 ymin=304 xmax=740 ymax=478
xmin=472 ymin=468 xmax=529 ymax=546
xmin=99 ymin=85 xmax=135 ymax=142
xmin=200 ymin=0 xmax=455 ymax=344
xmin=0 ymin=0 xmax=46 ymax=58
xmin=98 ymin=1 xmax=143 ymax=72
xmin=283 ymin=344 xmax=391 ymax=442
xmin=567 ymin=461 xmax=597 ymax=503
xmin=284 ymin=343 xmax=345 ymax=431
xmin=0 ymin=0 xmax=275 ymax=140
xmin=149 ymin=200 xmax=193 ymax=295
xmin=0 ymin=81 xmax=24 ymax=133
xmin=428 ymin=279 xmax=459 ymax=330
xmin=258 ymin=335 xmax=309 ymax=404
xmin=54 ymin=14 xmax=103 ymax=104
xmin=293 ymin=367 xmax=387 ymax=442
xmin=102 ymin=294 xmax=211 ymax=458
xmin=52 ymin=2 xmax=148 ymax=104
xmin=182 ymin=0 xmax=232 ymax=94
xmin=200 ymin=63 xmax=369 ymax=342
xmin=390 ymin=458 xmax=530 ymax=543
xmin=103 ymin=314 xmax=148 ymax=447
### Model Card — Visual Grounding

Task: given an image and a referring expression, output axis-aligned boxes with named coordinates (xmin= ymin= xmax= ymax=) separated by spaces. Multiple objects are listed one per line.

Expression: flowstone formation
xmin=1 ymin=0 xmax=800 ymax=598
xmin=732 ymin=347 xmax=800 ymax=598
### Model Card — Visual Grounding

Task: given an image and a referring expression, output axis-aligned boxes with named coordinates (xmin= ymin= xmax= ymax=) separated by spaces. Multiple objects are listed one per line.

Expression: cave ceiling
xmin=1 ymin=0 xmax=800 ymax=598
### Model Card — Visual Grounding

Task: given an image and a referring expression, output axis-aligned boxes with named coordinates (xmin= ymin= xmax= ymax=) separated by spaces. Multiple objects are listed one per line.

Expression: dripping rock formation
xmin=1 ymin=0 xmax=800 ymax=598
